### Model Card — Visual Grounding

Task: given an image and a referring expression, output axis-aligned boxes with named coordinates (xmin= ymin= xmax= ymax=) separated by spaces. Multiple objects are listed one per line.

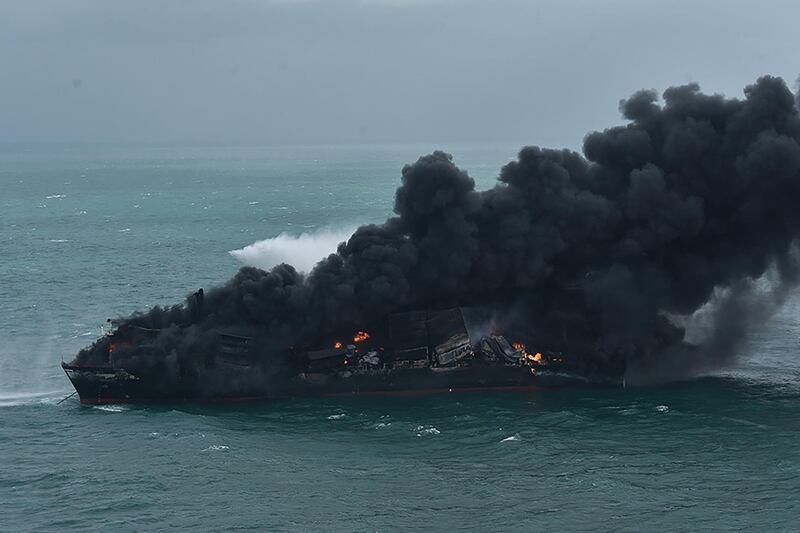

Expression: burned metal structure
xmin=62 ymin=306 xmax=616 ymax=404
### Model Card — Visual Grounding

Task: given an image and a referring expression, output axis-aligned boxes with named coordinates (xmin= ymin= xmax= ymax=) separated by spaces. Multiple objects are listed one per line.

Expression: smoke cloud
xmin=77 ymin=75 xmax=800 ymax=385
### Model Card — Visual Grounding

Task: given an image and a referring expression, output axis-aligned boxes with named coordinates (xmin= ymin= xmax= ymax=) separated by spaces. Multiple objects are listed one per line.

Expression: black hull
xmin=62 ymin=362 xmax=620 ymax=405
xmin=62 ymin=364 xmax=203 ymax=405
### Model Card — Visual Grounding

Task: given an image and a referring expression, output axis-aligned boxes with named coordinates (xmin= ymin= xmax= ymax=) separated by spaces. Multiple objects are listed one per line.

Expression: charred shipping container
xmin=387 ymin=308 xmax=472 ymax=366
xmin=62 ymin=307 xmax=623 ymax=404
xmin=388 ymin=311 xmax=430 ymax=363
xmin=306 ymin=346 xmax=349 ymax=372
xmin=427 ymin=308 xmax=472 ymax=366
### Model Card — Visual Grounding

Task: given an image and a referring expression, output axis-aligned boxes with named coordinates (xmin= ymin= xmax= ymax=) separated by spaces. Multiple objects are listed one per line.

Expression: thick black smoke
xmin=77 ymin=76 xmax=800 ymax=384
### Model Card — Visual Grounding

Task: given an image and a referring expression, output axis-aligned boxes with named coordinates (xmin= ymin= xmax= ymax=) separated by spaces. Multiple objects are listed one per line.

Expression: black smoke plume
xmin=76 ymin=75 xmax=800 ymax=385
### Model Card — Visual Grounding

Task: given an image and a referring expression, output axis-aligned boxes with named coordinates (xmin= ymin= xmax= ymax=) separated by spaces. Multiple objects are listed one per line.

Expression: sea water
xmin=1 ymin=144 xmax=799 ymax=531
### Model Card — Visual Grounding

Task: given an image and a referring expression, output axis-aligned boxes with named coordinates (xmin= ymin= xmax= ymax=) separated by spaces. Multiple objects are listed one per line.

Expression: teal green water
xmin=2 ymin=145 xmax=799 ymax=531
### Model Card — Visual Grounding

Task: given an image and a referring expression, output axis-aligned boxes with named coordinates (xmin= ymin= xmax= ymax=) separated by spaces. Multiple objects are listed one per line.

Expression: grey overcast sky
xmin=0 ymin=0 xmax=797 ymax=147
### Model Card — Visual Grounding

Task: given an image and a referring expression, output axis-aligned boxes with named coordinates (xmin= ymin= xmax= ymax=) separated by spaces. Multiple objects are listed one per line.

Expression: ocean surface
xmin=1 ymin=144 xmax=799 ymax=531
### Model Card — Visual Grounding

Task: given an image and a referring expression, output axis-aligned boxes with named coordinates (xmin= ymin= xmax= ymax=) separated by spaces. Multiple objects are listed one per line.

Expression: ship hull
xmin=62 ymin=364 xmax=203 ymax=404
xmin=62 ymin=362 xmax=618 ymax=405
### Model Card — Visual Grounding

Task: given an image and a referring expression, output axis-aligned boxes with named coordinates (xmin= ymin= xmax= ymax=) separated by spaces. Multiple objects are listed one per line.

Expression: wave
xmin=203 ymin=445 xmax=230 ymax=452
xmin=415 ymin=425 xmax=441 ymax=437
xmin=229 ymin=225 xmax=359 ymax=273
xmin=93 ymin=405 xmax=127 ymax=412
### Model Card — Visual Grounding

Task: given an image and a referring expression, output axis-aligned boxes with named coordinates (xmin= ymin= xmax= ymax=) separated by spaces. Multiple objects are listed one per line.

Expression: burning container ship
xmin=62 ymin=307 xmax=622 ymax=405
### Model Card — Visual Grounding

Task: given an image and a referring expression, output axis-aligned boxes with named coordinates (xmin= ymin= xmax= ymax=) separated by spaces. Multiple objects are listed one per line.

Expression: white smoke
xmin=229 ymin=225 xmax=359 ymax=273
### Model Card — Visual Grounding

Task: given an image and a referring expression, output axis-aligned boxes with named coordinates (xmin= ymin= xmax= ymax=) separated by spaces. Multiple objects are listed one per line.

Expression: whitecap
xmin=93 ymin=405 xmax=126 ymax=412
xmin=46 ymin=194 xmax=66 ymax=199
xmin=327 ymin=413 xmax=346 ymax=420
xmin=203 ymin=445 xmax=229 ymax=452
xmin=415 ymin=425 xmax=440 ymax=437
xmin=374 ymin=422 xmax=391 ymax=429
xmin=49 ymin=239 xmax=71 ymax=243
xmin=118 ymin=228 xmax=131 ymax=233
xmin=500 ymin=433 xmax=521 ymax=442
xmin=655 ymin=405 xmax=669 ymax=412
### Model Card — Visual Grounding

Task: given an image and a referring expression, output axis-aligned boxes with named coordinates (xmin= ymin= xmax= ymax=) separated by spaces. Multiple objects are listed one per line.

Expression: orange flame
xmin=353 ymin=331 xmax=370 ymax=343
xmin=514 ymin=341 xmax=543 ymax=364
xmin=334 ymin=341 xmax=343 ymax=349
xmin=108 ymin=340 xmax=130 ymax=354
xmin=524 ymin=351 xmax=543 ymax=362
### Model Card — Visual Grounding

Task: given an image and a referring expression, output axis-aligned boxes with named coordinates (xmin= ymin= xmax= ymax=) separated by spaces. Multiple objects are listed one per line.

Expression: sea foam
xmin=415 ymin=425 xmax=441 ymax=437
xmin=93 ymin=405 xmax=127 ymax=413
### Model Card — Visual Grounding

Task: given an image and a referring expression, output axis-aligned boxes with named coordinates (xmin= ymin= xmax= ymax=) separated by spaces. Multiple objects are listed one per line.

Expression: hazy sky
xmin=1 ymin=0 xmax=797 ymax=147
